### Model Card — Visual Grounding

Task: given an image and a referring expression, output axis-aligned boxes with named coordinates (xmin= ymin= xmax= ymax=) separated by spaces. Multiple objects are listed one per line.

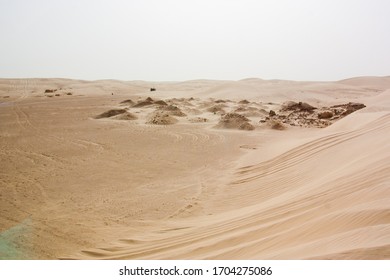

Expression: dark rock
xmin=318 ymin=111 xmax=333 ymax=119
xmin=283 ymin=101 xmax=317 ymax=112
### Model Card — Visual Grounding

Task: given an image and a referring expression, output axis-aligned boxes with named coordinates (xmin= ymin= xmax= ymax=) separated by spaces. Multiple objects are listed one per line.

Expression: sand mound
xmin=154 ymin=100 xmax=168 ymax=106
xmin=235 ymin=106 xmax=267 ymax=117
xmin=132 ymin=97 xmax=157 ymax=108
xmin=120 ymin=99 xmax=135 ymax=105
xmin=113 ymin=112 xmax=137 ymax=120
xmin=215 ymin=99 xmax=228 ymax=103
xmin=125 ymin=98 xmax=168 ymax=107
xmin=206 ymin=104 xmax=226 ymax=114
xmin=216 ymin=113 xmax=255 ymax=130
xmin=95 ymin=109 xmax=127 ymax=119
xmin=147 ymin=111 xmax=178 ymax=125
xmin=234 ymin=106 xmax=247 ymax=112
xmin=133 ymin=100 xmax=154 ymax=108
xmin=160 ymin=105 xmax=186 ymax=117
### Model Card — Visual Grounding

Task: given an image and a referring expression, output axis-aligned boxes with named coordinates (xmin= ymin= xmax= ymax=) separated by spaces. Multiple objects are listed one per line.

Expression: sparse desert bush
xmin=189 ymin=117 xmax=208 ymax=123
xmin=216 ymin=113 xmax=254 ymax=130
xmin=239 ymin=122 xmax=255 ymax=130
xmin=269 ymin=119 xmax=286 ymax=130
xmin=147 ymin=111 xmax=178 ymax=125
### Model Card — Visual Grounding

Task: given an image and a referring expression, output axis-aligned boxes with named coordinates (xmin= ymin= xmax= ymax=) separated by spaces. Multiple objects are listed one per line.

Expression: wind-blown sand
xmin=0 ymin=77 xmax=389 ymax=259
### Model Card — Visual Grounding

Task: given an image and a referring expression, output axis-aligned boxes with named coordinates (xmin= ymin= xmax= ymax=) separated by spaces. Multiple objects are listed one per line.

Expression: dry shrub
xmin=217 ymin=113 xmax=254 ymax=130
xmin=239 ymin=122 xmax=255 ymax=131
xmin=269 ymin=120 xmax=286 ymax=130
xmin=147 ymin=111 xmax=178 ymax=125
xmin=189 ymin=117 xmax=208 ymax=123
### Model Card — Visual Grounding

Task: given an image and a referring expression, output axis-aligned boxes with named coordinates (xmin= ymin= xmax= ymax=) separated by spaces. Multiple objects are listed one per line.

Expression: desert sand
xmin=0 ymin=76 xmax=389 ymax=259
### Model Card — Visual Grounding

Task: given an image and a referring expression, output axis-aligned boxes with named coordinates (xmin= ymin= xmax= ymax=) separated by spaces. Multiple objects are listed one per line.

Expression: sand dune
xmin=0 ymin=77 xmax=389 ymax=259
xmin=337 ymin=76 xmax=390 ymax=89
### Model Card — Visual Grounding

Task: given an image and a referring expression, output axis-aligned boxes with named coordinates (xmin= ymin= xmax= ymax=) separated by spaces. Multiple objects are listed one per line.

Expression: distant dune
xmin=0 ymin=76 xmax=389 ymax=259
xmin=337 ymin=76 xmax=390 ymax=89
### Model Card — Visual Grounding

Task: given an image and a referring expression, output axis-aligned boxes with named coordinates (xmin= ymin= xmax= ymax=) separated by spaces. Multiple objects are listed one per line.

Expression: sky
xmin=0 ymin=0 xmax=389 ymax=81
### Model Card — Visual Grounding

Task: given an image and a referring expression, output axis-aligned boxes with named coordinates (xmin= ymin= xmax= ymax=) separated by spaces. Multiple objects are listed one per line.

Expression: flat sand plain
xmin=0 ymin=77 xmax=389 ymax=259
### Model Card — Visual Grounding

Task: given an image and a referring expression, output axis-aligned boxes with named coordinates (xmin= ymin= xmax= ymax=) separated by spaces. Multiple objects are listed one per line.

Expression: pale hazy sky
xmin=1 ymin=0 xmax=389 ymax=81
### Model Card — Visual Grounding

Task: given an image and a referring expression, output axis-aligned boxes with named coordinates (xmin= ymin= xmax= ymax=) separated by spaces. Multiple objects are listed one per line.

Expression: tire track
xmin=234 ymin=114 xmax=390 ymax=184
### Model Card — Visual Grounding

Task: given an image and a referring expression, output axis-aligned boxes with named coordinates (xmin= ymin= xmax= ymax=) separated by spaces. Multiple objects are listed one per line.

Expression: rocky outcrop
xmin=261 ymin=101 xmax=366 ymax=128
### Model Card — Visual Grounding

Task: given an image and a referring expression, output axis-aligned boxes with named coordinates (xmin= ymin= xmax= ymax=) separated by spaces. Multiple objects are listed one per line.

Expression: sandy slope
xmin=0 ymin=77 xmax=389 ymax=259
